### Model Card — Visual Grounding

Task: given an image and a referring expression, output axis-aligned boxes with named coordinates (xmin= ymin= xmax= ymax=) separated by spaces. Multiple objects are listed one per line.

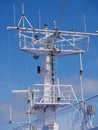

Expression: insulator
xmin=37 ymin=66 xmax=41 ymax=74
xmin=9 ymin=120 xmax=12 ymax=124
xmin=35 ymin=35 xmax=38 ymax=40
xmin=57 ymin=97 xmax=61 ymax=101
xmin=32 ymin=93 xmax=34 ymax=98
xmin=33 ymin=55 xmax=39 ymax=59
xmin=80 ymin=70 xmax=83 ymax=75
xmin=44 ymin=24 xmax=48 ymax=30
xmin=28 ymin=99 xmax=30 ymax=103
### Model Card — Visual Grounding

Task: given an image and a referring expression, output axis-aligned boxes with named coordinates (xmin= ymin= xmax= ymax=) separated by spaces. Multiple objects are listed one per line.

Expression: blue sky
xmin=0 ymin=0 xmax=98 ymax=129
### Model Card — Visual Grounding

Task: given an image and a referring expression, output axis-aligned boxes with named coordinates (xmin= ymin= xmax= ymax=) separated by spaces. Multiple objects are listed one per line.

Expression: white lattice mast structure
xmin=7 ymin=1 xmax=98 ymax=130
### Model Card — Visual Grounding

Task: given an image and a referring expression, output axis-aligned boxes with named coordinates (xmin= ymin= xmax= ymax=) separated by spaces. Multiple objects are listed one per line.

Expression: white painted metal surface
xmin=7 ymin=1 xmax=98 ymax=130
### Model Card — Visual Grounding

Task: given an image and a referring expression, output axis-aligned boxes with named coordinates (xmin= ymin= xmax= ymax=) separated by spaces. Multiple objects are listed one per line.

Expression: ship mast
xmin=7 ymin=1 xmax=98 ymax=130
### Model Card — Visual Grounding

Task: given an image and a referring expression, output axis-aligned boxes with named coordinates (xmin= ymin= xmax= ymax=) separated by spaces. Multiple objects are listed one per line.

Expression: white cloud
xmin=83 ymin=78 xmax=98 ymax=96
xmin=59 ymin=75 xmax=98 ymax=99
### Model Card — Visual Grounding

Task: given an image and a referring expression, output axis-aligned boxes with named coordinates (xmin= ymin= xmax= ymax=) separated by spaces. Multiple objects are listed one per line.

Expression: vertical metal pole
xmin=79 ymin=53 xmax=85 ymax=130
xmin=79 ymin=53 xmax=84 ymax=101
xmin=28 ymin=95 xmax=31 ymax=130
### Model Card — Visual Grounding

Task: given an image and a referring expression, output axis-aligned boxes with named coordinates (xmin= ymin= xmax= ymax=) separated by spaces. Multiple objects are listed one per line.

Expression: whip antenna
xmin=22 ymin=0 xmax=24 ymax=16
xmin=83 ymin=14 xmax=86 ymax=32
xmin=38 ymin=10 xmax=41 ymax=29
xmin=13 ymin=4 xmax=16 ymax=26
xmin=9 ymin=105 xmax=12 ymax=124
xmin=17 ymin=0 xmax=33 ymax=28
xmin=22 ymin=0 xmax=25 ymax=27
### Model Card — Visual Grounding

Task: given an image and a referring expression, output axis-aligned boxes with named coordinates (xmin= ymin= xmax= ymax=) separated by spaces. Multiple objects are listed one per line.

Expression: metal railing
xmin=12 ymin=95 xmax=98 ymax=130
xmin=31 ymin=95 xmax=98 ymax=130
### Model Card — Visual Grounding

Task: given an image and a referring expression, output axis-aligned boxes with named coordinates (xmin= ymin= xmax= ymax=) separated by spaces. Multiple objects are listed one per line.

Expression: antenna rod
xmin=38 ymin=10 xmax=41 ymax=29
xmin=13 ymin=4 xmax=16 ymax=25
xmin=83 ymin=14 xmax=86 ymax=32
xmin=22 ymin=0 xmax=25 ymax=28
xmin=22 ymin=0 xmax=24 ymax=16
xmin=9 ymin=106 xmax=12 ymax=124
